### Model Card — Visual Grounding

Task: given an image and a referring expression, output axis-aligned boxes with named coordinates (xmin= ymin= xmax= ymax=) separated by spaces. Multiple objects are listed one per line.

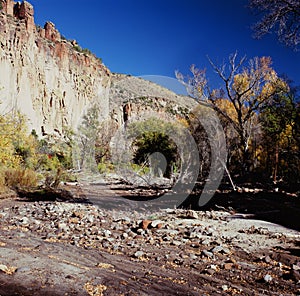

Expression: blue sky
xmin=30 ymin=0 xmax=300 ymax=91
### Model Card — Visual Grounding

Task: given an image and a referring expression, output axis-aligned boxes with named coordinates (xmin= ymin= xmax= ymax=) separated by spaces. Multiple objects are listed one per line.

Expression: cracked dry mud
xmin=0 ymin=184 xmax=300 ymax=295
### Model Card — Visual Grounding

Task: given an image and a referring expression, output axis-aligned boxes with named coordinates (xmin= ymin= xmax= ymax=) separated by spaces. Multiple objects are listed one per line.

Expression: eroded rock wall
xmin=0 ymin=0 xmax=110 ymax=136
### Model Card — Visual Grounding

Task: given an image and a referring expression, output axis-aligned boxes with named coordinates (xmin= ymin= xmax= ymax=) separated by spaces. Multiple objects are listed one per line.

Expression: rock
xmin=150 ymin=220 xmax=163 ymax=228
xmin=122 ymin=233 xmax=128 ymax=239
xmin=0 ymin=3 xmax=110 ymax=137
xmin=263 ymin=274 xmax=273 ymax=283
xmin=0 ymin=265 xmax=9 ymax=273
xmin=264 ymin=255 xmax=272 ymax=263
xmin=103 ymin=230 xmax=111 ymax=237
xmin=224 ymin=263 xmax=234 ymax=270
xmin=185 ymin=210 xmax=199 ymax=219
xmin=210 ymin=245 xmax=230 ymax=254
xmin=173 ymin=258 xmax=184 ymax=265
xmin=202 ymin=250 xmax=214 ymax=258
xmin=211 ymin=245 xmax=223 ymax=254
xmin=136 ymin=229 xmax=145 ymax=235
xmin=57 ymin=223 xmax=69 ymax=232
xmin=189 ymin=253 xmax=198 ymax=260
xmin=140 ymin=220 xmax=152 ymax=230
xmin=20 ymin=217 xmax=29 ymax=225
xmin=292 ymin=262 xmax=300 ymax=271
xmin=222 ymin=285 xmax=229 ymax=291
xmin=156 ymin=229 xmax=179 ymax=236
xmin=201 ymin=239 xmax=211 ymax=246
xmin=163 ymin=235 xmax=171 ymax=241
xmin=171 ymin=240 xmax=181 ymax=246
xmin=0 ymin=264 xmax=16 ymax=275
xmin=133 ymin=251 xmax=144 ymax=259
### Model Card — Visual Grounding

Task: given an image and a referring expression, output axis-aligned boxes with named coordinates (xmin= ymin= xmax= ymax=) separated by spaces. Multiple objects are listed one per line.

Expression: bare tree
xmin=249 ymin=0 xmax=300 ymax=50
xmin=176 ymin=53 xmax=289 ymax=174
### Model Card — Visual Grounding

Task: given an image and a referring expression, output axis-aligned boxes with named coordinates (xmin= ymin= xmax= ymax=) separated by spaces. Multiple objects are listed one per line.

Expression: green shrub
xmin=98 ymin=162 xmax=114 ymax=174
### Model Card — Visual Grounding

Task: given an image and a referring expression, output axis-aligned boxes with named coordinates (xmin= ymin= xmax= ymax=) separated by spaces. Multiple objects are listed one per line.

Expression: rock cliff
xmin=0 ymin=0 xmax=111 ymax=136
xmin=0 ymin=0 xmax=196 ymax=138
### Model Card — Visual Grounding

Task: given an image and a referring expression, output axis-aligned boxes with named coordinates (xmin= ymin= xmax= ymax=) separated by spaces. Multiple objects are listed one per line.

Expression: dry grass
xmin=0 ymin=168 xmax=38 ymax=191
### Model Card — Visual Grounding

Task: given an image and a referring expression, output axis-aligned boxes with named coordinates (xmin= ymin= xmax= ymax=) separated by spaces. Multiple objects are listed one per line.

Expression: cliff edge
xmin=0 ymin=0 xmax=111 ymax=136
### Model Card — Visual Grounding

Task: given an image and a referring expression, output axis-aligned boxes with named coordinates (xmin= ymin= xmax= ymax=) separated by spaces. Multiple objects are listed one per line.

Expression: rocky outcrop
xmin=109 ymin=74 xmax=197 ymax=126
xmin=0 ymin=0 xmax=110 ymax=136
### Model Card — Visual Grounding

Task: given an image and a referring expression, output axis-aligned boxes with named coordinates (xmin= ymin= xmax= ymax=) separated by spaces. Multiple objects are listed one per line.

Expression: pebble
xmin=103 ymin=230 xmax=111 ymax=237
xmin=171 ymin=240 xmax=181 ymax=246
xmin=140 ymin=220 xmax=151 ymax=230
xmin=202 ymin=250 xmax=214 ymax=258
xmin=58 ymin=223 xmax=69 ymax=232
xmin=222 ymin=285 xmax=229 ymax=291
xmin=264 ymin=274 xmax=273 ymax=283
xmin=20 ymin=217 xmax=29 ymax=225
xmin=133 ymin=251 xmax=144 ymax=258
xmin=122 ymin=233 xmax=128 ymax=239
xmin=151 ymin=220 xmax=163 ymax=228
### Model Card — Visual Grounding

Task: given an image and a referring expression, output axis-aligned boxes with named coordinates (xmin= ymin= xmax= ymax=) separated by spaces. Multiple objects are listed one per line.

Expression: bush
xmin=128 ymin=118 xmax=180 ymax=178
xmin=1 ymin=168 xmax=38 ymax=189
xmin=98 ymin=162 xmax=114 ymax=174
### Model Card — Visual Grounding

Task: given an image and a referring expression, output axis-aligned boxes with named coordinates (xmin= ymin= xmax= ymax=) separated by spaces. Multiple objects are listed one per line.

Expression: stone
xmin=20 ymin=217 xmax=29 ymax=225
xmin=189 ymin=253 xmax=198 ymax=260
xmin=201 ymin=239 xmax=211 ymax=245
xmin=136 ymin=229 xmax=145 ymax=235
xmin=122 ymin=233 xmax=128 ymax=239
xmin=171 ymin=240 xmax=181 ymax=246
xmin=263 ymin=274 xmax=273 ymax=283
xmin=57 ymin=223 xmax=68 ymax=232
xmin=264 ymin=255 xmax=272 ymax=263
xmin=292 ymin=263 xmax=300 ymax=271
xmin=140 ymin=220 xmax=151 ymax=230
xmin=202 ymin=250 xmax=214 ymax=258
xmin=103 ymin=230 xmax=111 ymax=237
xmin=133 ymin=251 xmax=144 ymax=259
xmin=150 ymin=220 xmax=163 ymax=228
xmin=224 ymin=263 xmax=234 ymax=270
xmin=185 ymin=210 xmax=199 ymax=219
xmin=222 ymin=285 xmax=229 ymax=291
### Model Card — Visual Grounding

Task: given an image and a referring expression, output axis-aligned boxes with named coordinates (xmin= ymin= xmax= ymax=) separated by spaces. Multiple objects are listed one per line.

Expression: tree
xmin=259 ymin=88 xmax=299 ymax=183
xmin=176 ymin=53 xmax=289 ymax=175
xmin=75 ymin=105 xmax=100 ymax=173
xmin=128 ymin=118 xmax=180 ymax=179
xmin=249 ymin=0 xmax=300 ymax=50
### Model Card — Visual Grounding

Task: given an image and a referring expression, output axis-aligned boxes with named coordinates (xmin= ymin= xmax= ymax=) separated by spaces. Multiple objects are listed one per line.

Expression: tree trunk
xmin=273 ymin=143 xmax=279 ymax=183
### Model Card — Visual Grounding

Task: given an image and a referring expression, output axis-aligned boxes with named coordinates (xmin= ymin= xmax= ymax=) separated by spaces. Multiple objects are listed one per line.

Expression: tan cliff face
xmin=0 ymin=0 xmax=111 ymax=136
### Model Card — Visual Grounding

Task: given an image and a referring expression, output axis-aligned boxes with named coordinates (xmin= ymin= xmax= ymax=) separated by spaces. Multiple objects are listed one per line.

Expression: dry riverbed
xmin=0 ymin=184 xmax=300 ymax=295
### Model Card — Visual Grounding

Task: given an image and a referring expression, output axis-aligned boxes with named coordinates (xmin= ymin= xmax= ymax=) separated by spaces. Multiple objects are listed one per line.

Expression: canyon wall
xmin=0 ymin=0 xmax=111 ymax=136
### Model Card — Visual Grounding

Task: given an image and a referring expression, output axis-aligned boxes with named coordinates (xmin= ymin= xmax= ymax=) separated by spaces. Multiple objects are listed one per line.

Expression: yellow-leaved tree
xmin=0 ymin=110 xmax=39 ymax=191
xmin=176 ymin=53 xmax=289 ymax=176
